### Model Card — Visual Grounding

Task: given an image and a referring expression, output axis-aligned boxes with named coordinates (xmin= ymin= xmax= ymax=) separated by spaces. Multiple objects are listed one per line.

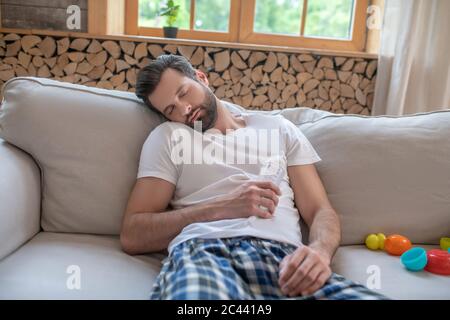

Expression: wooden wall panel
xmin=0 ymin=0 xmax=87 ymax=32
xmin=0 ymin=30 xmax=377 ymax=115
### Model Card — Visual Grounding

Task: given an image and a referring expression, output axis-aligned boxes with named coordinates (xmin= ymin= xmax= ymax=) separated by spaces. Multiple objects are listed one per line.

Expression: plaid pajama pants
xmin=150 ymin=236 xmax=390 ymax=300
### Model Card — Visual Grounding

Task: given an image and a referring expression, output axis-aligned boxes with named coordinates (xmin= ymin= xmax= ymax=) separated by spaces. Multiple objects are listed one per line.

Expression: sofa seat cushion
xmin=332 ymin=245 xmax=450 ymax=299
xmin=1 ymin=233 xmax=448 ymax=299
xmin=0 ymin=232 xmax=164 ymax=299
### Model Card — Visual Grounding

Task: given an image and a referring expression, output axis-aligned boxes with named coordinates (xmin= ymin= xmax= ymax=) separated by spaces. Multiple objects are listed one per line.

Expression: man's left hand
xmin=278 ymin=245 xmax=332 ymax=297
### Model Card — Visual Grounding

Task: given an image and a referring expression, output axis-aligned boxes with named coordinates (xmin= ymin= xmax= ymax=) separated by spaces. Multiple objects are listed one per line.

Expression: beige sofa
xmin=0 ymin=77 xmax=449 ymax=300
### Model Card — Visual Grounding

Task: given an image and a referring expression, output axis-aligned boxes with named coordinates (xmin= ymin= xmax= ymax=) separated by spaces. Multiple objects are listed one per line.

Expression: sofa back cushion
xmin=0 ymin=77 xmax=164 ymax=234
xmin=281 ymin=110 xmax=450 ymax=245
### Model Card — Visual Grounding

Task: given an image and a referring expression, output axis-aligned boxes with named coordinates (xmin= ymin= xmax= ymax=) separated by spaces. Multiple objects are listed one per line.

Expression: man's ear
xmin=195 ymin=69 xmax=209 ymax=86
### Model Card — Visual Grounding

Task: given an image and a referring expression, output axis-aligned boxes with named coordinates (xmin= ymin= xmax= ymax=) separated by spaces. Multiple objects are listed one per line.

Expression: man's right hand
xmin=214 ymin=181 xmax=281 ymax=220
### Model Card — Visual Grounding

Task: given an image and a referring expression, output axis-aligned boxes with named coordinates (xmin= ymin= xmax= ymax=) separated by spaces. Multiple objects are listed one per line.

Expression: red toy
xmin=424 ymin=249 xmax=450 ymax=275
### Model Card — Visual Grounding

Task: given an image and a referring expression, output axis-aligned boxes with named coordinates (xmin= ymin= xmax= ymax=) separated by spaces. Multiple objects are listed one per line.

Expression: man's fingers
xmin=278 ymin=247 xmax=307 ymax=286
xmin=279 ymin=254 xmax=291 ymax=272
xmin=259 ymin=188 xmax=279 ymax=206
xmin=259 ymin=197 xmax=276 ymax=214
xmin=301 ymin=270 xmax=332 ymax=297
xmin=291 ymin=264 xmax=322 ymax=296
xmin=251 ymin=180 xmax=281 ymax=195
xmin=252 ymin=202 xmax=273 ymax=218
xmin=281 ymin=254 xmax=315 ymax=296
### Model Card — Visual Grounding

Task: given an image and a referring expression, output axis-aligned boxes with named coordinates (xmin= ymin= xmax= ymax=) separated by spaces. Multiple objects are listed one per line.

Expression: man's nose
xmin=182 ymin=103 xmax=192 ymax=116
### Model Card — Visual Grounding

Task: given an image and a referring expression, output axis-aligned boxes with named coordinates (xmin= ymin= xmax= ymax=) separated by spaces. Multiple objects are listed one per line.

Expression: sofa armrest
xmin=0 ymin=138 xmax=41 ymax=260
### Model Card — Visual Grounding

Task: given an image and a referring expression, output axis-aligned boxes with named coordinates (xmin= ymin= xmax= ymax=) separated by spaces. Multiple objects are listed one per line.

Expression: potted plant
xmin=159 ymin=0 xmax=180 ymax=38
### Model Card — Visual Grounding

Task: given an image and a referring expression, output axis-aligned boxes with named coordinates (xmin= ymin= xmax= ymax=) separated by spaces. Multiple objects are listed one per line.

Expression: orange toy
xmin=384 ymin=234 xmax=412 ymax=256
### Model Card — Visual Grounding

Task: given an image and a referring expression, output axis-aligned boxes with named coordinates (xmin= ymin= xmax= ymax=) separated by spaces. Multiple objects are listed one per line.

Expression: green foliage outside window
xmin=139 ymin=0 xmax=354 ymax=39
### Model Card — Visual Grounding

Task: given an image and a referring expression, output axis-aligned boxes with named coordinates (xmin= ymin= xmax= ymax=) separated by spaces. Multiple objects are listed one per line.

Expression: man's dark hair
xmin=135 ymin=54 xmax=197 ymax=115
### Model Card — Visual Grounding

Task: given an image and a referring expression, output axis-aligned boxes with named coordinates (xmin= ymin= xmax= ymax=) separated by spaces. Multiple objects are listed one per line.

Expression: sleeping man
xmin=120 ymin=54 xmax=387 ymax=300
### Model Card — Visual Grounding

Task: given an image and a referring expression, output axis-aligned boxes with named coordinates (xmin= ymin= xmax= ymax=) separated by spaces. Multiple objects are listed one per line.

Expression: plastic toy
xmin=440 ymin=237 xmax=450 ymax=251
xmin=400 ymin=247 xmax=427 ymax=271
xmin=365 ymin=234 xmax=379 ymax=250
xmin=424 ymin=249 xmax=450 ymax=276
xmin=364 ymin=233 xmax=386 ymax=250
xmin=377 ymin=233 xmax=386 ymax=250
xmin=384 ymin=234 xmax=412 ymax=256
xmin=366 ymin=233 xmax=450 ymax=275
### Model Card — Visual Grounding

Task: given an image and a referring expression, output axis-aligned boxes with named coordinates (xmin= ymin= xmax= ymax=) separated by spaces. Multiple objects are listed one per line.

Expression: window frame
xmin=125 ymin=0 xmax=368 ymax=52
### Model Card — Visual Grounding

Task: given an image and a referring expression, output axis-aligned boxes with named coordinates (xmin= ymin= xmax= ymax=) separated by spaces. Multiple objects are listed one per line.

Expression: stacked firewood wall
xmin=0 ymin=32 xmax=377 ymax=114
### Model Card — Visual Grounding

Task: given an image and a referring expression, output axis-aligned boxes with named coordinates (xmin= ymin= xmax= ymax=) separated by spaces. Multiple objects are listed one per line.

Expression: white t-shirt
xmin=137 ymin=105 xmax=322 ymax=253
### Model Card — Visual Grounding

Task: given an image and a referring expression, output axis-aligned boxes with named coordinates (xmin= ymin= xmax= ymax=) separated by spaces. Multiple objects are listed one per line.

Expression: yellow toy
xmin=365 ymin=233 xmax=386 ymax=250
xmin=440 ymin=237 xmax=450 ymax=251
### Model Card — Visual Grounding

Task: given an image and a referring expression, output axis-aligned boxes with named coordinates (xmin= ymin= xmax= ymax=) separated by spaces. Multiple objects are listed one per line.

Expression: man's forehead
xmin=149 ymin=69 xmax=185 ymax=108
xmin=162 ymin=68 xmax=185 ymax=81
xmin=157 ymin=68 xmax=185 ymax=89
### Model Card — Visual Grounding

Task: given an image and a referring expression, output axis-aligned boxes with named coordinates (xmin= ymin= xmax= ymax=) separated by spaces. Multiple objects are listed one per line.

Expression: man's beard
xmin=186 ymin=83 xmax=218 ymax=132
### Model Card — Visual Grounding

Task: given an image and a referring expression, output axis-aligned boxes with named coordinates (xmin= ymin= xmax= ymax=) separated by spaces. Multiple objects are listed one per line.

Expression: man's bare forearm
xmin=307 ymin=207 xmax=341 ymax=264
xmin=121 ymin=200 xmax=224 ymax=254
